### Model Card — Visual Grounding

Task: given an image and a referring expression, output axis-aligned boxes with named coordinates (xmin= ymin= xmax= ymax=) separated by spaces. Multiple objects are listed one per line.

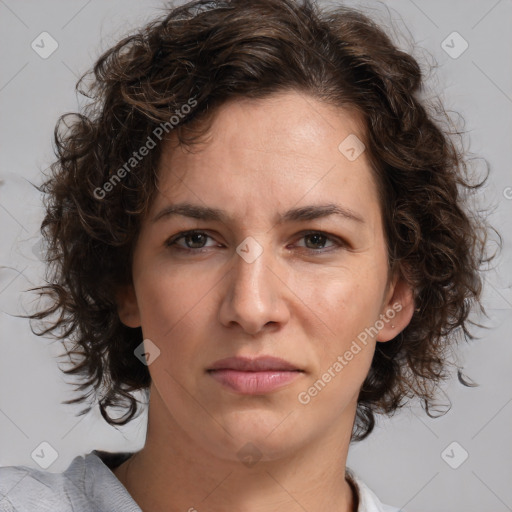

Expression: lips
xmin=207 ymin=356 xmax=302 ymax=372
xmin=207 ymin=356 xmax=304 ymax=394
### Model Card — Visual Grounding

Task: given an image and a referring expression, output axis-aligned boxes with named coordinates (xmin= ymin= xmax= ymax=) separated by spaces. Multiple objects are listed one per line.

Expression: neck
xmin=113 ymin=386 xmax=358 ymax=512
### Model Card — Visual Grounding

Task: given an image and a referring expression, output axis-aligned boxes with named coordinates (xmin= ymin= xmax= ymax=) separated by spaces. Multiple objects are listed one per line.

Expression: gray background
xmin=0 ymin=1 xmax=511 ymax=511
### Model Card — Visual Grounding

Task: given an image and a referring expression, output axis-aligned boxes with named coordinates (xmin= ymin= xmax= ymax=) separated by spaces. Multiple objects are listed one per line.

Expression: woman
xmin=0 ymin=0 xmax=489 ymax=510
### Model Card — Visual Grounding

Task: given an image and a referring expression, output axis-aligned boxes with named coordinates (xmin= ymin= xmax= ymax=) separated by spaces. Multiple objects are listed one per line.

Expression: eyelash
xmin=165 ymin=229 xmax=346 ymax=254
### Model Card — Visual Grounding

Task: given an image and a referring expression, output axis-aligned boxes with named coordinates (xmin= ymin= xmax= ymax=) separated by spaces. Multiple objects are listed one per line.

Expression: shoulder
xmin=0 ymin=454 xmax=88 ymax=512
xmin=0 ymin=451 xmax=140 ymax=512
xmin=347 ymin=468 xmax=403 ymax=512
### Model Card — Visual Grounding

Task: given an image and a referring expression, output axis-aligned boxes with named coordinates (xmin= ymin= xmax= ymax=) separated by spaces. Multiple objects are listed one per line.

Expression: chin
xmin=198 ymin=409 xmax=307 ymax=462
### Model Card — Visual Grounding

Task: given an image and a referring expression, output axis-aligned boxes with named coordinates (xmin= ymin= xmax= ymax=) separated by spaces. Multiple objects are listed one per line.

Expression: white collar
xmin=347 ymin=468 xmax=401 ymax=512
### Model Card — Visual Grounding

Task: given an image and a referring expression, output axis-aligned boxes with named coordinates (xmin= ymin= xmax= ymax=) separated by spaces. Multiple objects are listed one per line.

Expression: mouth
xmin=207 ymin=355 xmax=302 ymax=372
xmin=207 ymin=356 xmax=304 ymax=394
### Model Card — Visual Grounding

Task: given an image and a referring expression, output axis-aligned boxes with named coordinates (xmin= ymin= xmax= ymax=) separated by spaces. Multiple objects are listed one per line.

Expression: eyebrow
xmin=152 ymin=202 xmax=365 ymax=225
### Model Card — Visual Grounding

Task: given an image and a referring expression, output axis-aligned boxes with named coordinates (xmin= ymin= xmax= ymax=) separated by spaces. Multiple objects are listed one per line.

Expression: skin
xmin=114 ymin=90 xmax=414 ymax=512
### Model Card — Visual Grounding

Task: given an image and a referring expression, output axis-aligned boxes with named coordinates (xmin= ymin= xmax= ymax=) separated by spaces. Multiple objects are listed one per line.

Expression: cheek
xmin=294 ymin=262 xmax=386 ymax=336
xmin=297 ymin=263 xmax=387 ymax=382
xmin=134 ymin=265 xmax=205 ymax=348
xmin=298 ymin=277 xmax=381 ymax=411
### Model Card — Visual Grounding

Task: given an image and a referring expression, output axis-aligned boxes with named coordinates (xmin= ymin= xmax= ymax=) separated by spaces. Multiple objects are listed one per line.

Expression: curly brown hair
xmin=29 ymin=0 xmax=493 ymax=441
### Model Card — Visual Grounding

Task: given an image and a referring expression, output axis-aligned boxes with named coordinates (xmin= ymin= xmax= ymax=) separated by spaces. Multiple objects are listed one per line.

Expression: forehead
xmin=150 ymin=90 xmax=380 ymax=230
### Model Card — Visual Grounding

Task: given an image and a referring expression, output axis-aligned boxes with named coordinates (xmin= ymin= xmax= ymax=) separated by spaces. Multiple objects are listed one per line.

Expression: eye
xmin=165 ymin=229 xmax=346 ymax=255
xmin=293 ymin=231 xmax=343 ymax=252
xmin=165 ymin=230 xmax=220 ymax=252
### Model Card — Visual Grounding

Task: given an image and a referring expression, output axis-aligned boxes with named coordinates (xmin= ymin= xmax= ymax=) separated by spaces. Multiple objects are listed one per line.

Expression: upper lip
xmin=207 ymin=356 xmax=302 ymax=372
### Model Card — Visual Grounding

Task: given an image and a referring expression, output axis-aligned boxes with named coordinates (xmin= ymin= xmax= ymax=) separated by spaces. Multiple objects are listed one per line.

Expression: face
xmin=118 ymin=90 xmax=414 ymax=461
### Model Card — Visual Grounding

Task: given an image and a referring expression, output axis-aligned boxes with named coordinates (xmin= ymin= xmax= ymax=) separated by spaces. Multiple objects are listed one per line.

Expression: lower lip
xmin=208 ymin=369 xmax=302 ymax=394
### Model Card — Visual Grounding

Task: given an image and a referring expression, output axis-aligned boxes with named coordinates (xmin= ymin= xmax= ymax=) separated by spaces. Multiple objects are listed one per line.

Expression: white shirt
xmin=0 ymin=451 xmax=401 ymax=511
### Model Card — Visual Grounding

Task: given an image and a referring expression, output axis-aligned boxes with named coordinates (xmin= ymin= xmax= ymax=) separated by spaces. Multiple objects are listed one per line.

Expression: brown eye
xmin=294 ymin=231 xmax=341 ymax=252
xmin=181 ymin=232 xmax=209 ymax=249
xmin=165 ymin=230 xmax=218 ymax=252
xmin=303 ymin=232 xmax=329 ymax=250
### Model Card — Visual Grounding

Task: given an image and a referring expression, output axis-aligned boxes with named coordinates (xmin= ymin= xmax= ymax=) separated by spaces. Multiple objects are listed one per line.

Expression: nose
xmin=218 ymin=242 xmax=290 ymax=336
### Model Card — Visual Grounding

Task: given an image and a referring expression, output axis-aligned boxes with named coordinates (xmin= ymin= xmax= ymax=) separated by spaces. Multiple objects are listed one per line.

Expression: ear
xmin=376 ymin=275 xmax=415 ymax=342
xmin=116 ymin=284 xmax=141 ymax=328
